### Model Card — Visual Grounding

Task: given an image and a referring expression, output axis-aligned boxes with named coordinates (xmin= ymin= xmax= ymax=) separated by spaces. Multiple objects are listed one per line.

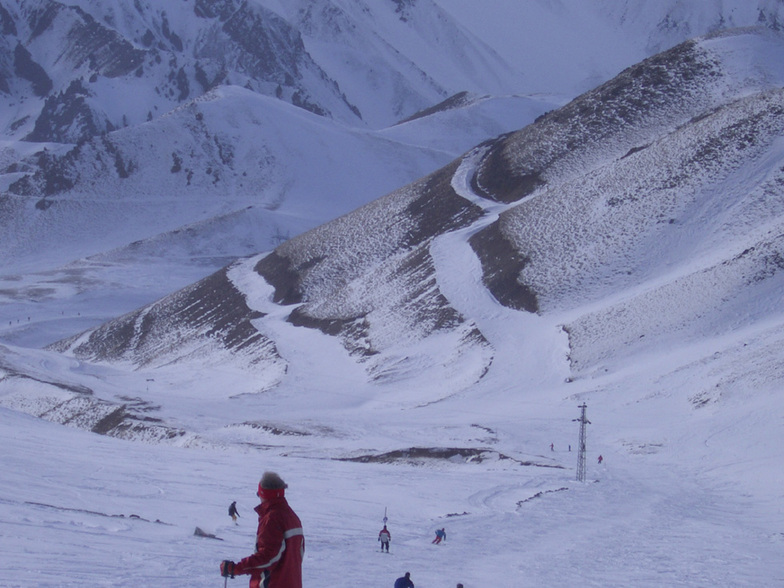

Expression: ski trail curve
xmin=429 ymin=147 xmax=570 ymax=390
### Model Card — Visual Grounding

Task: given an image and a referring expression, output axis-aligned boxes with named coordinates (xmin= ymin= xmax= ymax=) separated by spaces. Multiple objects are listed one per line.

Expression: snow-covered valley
xmin=2 ymin=3 xmax=784 ymax=587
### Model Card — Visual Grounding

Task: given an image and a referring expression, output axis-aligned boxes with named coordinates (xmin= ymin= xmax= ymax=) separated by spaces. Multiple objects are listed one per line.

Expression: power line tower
xmin=573 ymin=403 xmax=591 ymax=482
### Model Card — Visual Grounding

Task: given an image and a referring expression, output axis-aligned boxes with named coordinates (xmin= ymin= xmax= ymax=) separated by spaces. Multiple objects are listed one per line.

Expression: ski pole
xmin=221 ymin=560 xmax=234 ymax=586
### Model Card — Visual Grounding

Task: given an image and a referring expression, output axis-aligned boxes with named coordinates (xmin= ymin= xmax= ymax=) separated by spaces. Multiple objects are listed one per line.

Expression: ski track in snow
xmin=432 ymin=147 xmax=571 ymax=390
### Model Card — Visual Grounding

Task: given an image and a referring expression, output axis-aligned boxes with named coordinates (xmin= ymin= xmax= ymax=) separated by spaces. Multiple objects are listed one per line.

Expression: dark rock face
xmin=2 ymin=0 xmax=359 ymax=148
xmin=7 ymin=131 xmax=137 ymax=196
xmin=62 ymin=8 xmax=145 ymax=78
xmin=192 ymin=0 xmax=355 ymax=118
xmin=13 ymin=42 xmax=51 ymax=96
xmin=468 ymin=221 xmax=537 ymax=313
xmin=194 ymin=0 xmax=305 ymax=81
xmin=27 ymin=2 xmax=145 ymax=78
xmin=254 ymin=251 xmax=308 ymax=306
xmin=25 ymin=79 xmax=114 ymax=143
xmin=0 ymin=4 xmax=16 ymax=36
xmin=8 ymin=145 xmax=80 ymax=196
xmin=7 ymin=1 xmax=148 ymax=143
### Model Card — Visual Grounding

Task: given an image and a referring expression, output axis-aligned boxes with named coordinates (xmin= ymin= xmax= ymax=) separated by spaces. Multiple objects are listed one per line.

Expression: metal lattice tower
xmin=573 ymin=403 xmax=591 ymax=482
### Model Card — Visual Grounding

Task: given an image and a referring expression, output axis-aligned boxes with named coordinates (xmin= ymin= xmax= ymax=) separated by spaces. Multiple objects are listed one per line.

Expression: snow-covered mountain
xmin=39 ymin=26 xmax=784 ymax=407
xmin=2 ymin=25 xmax=783 ymax=587
xmin=1 ymin=3 xmax=784 ymax=586
xmin=3 ymin=0 xmax=784 ymax=348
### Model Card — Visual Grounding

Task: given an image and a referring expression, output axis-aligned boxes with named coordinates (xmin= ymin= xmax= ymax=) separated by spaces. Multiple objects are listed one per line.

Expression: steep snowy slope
xmin=4 ymin=0 xmax=784 ymax=353
xmin=470 ymin=29 xmax=784 ymax=375
xmin=275 ymin=0 xmax=515 ymax=127
xmin=44 ymin=28 xmax=784 ymax=406
xmin=437 ymin=0 xmax=784 ymax=95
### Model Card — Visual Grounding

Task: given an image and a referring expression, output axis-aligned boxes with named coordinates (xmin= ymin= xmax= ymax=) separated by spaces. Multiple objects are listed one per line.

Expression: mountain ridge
xmin=3 ymin=1 xmax=784 ymax=350
xmin=40 ymin=28 xmax=784 ymax=409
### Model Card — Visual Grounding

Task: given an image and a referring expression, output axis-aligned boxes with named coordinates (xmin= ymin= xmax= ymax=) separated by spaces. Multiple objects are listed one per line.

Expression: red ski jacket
xmin=234 ymin=497 xmax=305 ymax=588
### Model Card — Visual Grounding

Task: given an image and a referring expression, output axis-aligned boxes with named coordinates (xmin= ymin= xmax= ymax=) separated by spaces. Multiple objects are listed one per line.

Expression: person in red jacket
xmin=221 ymin=472 xmax=305 ymax=588
xmin=378 ymin=525 xmax=391 ymax=552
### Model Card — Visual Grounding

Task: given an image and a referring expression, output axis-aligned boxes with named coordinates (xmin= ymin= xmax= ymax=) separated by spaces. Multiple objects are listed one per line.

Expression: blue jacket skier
xmin=394 ymin=571 xmax=414 ymax=588
xmin=431 ymin=528 xmax=446 ymax=544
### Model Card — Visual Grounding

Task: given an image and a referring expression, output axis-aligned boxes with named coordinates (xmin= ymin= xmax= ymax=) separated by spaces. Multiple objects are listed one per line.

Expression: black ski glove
xmin=220 ymin=560 xmax=236 ymax=578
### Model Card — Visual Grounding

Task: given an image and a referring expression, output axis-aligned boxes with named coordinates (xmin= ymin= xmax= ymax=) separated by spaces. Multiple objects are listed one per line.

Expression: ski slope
xmin=1 ymin=145 xmax=783 ymax=586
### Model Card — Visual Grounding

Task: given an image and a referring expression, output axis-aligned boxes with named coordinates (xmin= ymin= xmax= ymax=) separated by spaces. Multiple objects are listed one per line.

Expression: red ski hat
xmin=257 ymin=471 xmax=287 ymax=500
xmin=257 ymin=485 xmax=285 ymax=499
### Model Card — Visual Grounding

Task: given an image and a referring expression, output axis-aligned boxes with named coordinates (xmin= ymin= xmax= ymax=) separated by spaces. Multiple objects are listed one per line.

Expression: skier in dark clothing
xmin=394 ymin=571 xmax=414 ymax=588
xmin=229 ymin=501 xmax=240 ymax=524
xmin=378 ymin=525 xmax=391 ymax=552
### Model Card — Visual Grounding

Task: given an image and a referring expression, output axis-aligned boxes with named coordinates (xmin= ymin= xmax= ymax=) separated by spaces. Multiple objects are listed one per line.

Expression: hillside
xmin=0 ymin=5 xmax=784 ymax=585
xmin=3 ymin=0 xmax=784 ymax=350
xmin=43 ymin=28 xmax=783 ymax=394
xmin=1 ymin=27 xmax=783 ymax=586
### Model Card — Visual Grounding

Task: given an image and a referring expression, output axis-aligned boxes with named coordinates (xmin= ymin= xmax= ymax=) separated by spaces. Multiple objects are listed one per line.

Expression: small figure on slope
xmin=394 ymin=571 xmax=415 ymax=588
xmin=431 ymin=528 xmax=446 ymax=544
xmin=598 ymin=455 xmax=603 ymax=464
xmin=378 ymin=524 xmax=391 ymax=552
xmin=228 ymin=501 xmax=240 ymax=525
xmin=220 ymin=471 xmax=304 ymax=588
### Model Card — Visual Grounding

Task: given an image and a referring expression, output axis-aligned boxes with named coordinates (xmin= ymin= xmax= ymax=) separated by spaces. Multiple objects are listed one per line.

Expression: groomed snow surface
xmin=2 ymin=340 xmax=783 ymax=587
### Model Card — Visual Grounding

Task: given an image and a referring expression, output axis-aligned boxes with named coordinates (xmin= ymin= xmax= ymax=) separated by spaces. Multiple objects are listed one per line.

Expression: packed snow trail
xmin=429 ymin=146 xmax=570 ymax=391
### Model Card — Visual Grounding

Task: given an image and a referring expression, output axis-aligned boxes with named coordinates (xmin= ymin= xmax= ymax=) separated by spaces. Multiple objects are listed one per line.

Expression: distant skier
xmin=394 ymin=571 xmax=414 ymax=588
xmin=431 ymin=528 xmax=446 ymax=544
xmin=229 ymin=501 xmax=240 ymax=524
xmin=550 ymin=443 xmax=554 ymax=451
xmin=598 ymin=455 xmax=603 ymax=464
xmin=378 ymin=525 xmax=391 ymax=552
